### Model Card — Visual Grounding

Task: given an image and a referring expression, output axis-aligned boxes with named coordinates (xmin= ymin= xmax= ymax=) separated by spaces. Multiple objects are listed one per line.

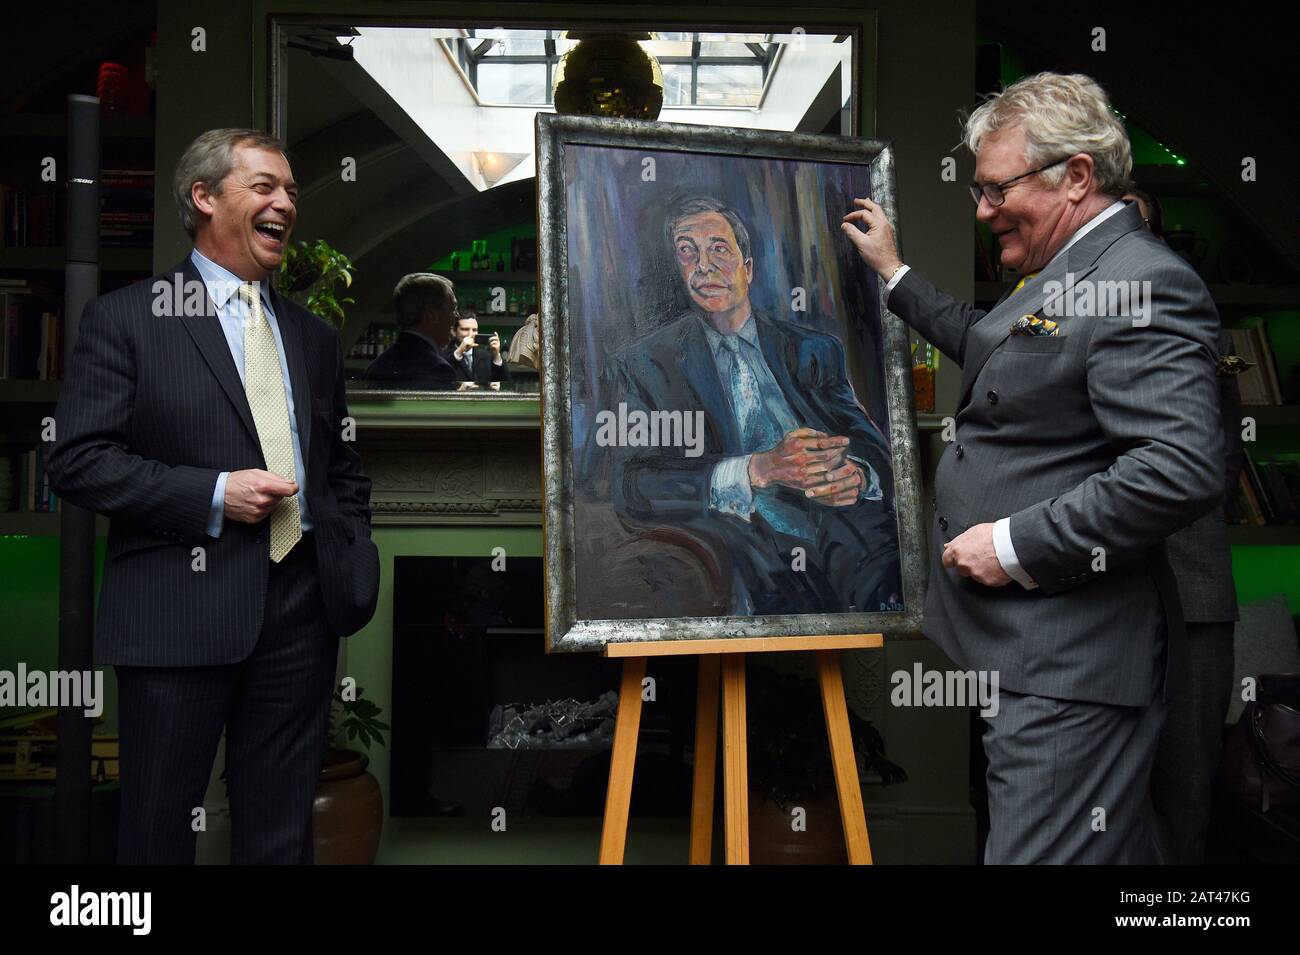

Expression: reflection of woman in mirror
xmin=507 ymin=312 xmax=540 ymax=370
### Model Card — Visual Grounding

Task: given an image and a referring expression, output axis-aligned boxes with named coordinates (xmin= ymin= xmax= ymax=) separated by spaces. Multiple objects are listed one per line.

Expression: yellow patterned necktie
xmin=238 ymin=283 xmax=302 ymax=562
xmin=1010 ymin=271 xmax=1039 ymax=295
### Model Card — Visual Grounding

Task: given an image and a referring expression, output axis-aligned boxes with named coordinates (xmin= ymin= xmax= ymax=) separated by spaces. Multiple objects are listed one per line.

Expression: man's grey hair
xmin=393 ymin=273 xmax=455 ymax=328
xmin=665 ymin=196 xmax=753 ymax=262
xmin=172 ymin=128 xmax=289 ymax=238
xmin=964 ymin=72 xmax=1132 ymax=197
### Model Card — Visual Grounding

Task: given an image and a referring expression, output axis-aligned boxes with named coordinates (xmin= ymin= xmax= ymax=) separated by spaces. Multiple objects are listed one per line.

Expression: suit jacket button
xmin=987 ymin=390 xmax=999 ymax=404
xmin=938 ymin=516 xmax=949 ymax=531
xmin=955 ymin=444 xmax=964 ymax=458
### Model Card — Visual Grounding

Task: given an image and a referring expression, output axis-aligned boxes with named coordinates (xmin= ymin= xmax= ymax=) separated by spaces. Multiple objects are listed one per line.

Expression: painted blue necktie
xmin=719 ymin=335 xmax=812 ymax=540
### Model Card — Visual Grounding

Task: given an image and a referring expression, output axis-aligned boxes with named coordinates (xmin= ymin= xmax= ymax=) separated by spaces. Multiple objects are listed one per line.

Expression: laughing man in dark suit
xmin=47 ymin=128 xmax=379 ymax=863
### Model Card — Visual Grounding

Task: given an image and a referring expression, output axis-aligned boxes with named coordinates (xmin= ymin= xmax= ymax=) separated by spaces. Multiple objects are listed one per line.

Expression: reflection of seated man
xmin=363 ymin=273 xmax=460 ymax=390
xmin=604 ymin=196 xmax=900 ymax=616
xmin=446 ymin=311 xmax=511 ymax=387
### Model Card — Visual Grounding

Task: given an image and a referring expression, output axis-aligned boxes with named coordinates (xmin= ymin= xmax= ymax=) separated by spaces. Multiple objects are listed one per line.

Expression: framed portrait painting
xmin=537 ymin=114 xmax=925 ymax=652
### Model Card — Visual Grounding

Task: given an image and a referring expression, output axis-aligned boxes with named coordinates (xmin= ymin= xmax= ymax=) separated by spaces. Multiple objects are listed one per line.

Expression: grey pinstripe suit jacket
xmin=888 ymin=203 xmax=1224 ymax=706
xmin=46 ymin=256 xmax=379 ymax=666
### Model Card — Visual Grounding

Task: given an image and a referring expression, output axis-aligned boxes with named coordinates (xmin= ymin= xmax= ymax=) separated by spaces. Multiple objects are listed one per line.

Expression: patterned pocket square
xmin=1009 ymin=314 xmax=1059 ymax=337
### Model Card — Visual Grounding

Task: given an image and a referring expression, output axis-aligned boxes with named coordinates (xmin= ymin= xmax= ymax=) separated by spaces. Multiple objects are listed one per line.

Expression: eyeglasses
xmin=968 ymin=157 xmax=1069 ymax=207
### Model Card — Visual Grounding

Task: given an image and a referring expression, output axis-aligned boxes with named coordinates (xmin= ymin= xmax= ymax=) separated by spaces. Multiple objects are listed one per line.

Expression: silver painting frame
xmin=537 ymin=113 xmax=925 ymax=652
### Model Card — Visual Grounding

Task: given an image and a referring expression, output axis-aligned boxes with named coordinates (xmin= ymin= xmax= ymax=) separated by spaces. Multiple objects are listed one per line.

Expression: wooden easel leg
xmin=720 ymin=653 xmax=750 ymax=865
xmin=599 ymin=656 xmax=647 ymax=865
xmin=816 ymin=649 xmax=873 ymax=864
xmin=689 ymin=654 xmax=721 ymax=864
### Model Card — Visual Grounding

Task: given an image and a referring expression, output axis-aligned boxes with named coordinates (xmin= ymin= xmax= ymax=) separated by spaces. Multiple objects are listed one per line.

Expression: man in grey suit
xmin=842 ymin=73 xmax=1225 ymax=863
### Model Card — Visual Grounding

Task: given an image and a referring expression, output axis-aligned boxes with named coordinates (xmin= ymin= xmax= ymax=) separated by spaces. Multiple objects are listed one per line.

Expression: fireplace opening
xmin=390 ymin=556 xmax=697 ymax=819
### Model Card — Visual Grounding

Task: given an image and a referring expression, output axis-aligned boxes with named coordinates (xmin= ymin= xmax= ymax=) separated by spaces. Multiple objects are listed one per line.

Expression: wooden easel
xmin=597 ymin=634 xmax=882 ymax=865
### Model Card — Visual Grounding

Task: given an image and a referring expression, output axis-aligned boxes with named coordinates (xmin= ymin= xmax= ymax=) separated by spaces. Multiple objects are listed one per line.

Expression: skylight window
xmin=452 ymin=29 xmax=775 ymax=108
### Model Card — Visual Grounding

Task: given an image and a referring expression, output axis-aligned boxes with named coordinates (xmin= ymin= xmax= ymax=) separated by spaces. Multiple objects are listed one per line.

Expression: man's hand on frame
xmin=840 ymin=197 xmax=903 ymax=281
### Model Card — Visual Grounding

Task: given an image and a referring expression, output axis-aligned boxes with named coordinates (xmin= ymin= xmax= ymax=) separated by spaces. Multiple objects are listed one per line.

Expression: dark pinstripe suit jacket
xmin=46 ymin=256 xmax=379 ymax=666
xmin=888 ymin=203 xmax=1224 ymax=706
xmin=1164 ymin=329 xmax=1244 ymax=624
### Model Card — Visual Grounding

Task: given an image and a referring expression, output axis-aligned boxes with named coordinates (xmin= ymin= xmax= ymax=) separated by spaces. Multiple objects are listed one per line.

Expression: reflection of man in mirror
xmin=447 ymin=310 xmax=511 ymax=387
xmin=363 ymin=273 xmax=459 ymax=390
xmin=604 ymin=196 xmax=900 ymax=616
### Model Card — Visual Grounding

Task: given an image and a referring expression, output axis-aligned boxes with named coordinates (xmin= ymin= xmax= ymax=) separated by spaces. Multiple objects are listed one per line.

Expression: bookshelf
xmin=0 ymin=31 xmax=157 ymax=531
xmin=0 ymin=246 xmax=152 ymax=273
xmin=0 ymin=380 xmax=59 ymax=403
xmin=434 ymin=269 xmax=536 ymax=285
xmin=1229 ymin=526 xmax=1300 ymax=546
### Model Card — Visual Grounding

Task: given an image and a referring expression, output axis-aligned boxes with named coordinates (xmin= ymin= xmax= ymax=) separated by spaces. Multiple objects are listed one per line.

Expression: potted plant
xmin=746 ymin=664 xmax=906 ymax=865
xmin=275 ymin=238 xmax=355 ymax=329
xmin=313 ymin=684 xmax=389 ymax=865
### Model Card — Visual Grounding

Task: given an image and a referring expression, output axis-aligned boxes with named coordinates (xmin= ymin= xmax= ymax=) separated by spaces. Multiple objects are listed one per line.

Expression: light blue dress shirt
xmin=191 ymin=248 xmax=312 ymax=537
xmin=703 ymin=313 xmax=881 ymax=531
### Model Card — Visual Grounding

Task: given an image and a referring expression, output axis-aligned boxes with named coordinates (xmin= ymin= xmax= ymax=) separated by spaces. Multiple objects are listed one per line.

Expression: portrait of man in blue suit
xmin=600 ymin=196 xmax=901 ymax=617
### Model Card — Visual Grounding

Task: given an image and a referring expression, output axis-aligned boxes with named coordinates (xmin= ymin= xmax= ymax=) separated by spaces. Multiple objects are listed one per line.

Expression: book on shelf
xmin=1227 ymin=453 xmax=1300 ymax=526
xmin=100 ymin=168 xmax=154 ymax=248
xmin=0 ymin=182 xmax=64 ymax=248
xmin=7 ymin=448 xmax=58 ymax=514
xmin=2 ymin=289 xmax=62 ymax=379
xmin=1228 ymin=321 xmax=1284 ymax=406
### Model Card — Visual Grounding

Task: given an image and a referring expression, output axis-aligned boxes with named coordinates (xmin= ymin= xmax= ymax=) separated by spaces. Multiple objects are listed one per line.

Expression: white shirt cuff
xmin=993 ymin=517 xmax=1037 ymax=590
xmin=207 ymin=471 xmax=229 ymax=539
xmin=884 ymin=264 xmax=911 ymax=298
xmin=709 ymin=455 xmax=755 ymax=520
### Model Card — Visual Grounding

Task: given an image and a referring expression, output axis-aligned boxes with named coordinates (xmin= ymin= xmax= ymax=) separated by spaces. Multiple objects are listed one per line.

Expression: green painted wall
xmin=0 ymin=537 xmax=115 ymax=734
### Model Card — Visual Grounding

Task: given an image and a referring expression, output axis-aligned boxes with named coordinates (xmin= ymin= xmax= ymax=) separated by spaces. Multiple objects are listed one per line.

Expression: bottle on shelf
xmin=495 ymin=252 xmax=506 ymax=272
xmin=449 ymin=251 xmax=459 ymax=272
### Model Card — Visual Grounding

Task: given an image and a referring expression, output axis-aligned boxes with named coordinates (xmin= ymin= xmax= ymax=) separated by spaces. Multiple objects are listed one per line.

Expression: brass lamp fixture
xmin=552 ymin=31 xmax=664 ymax=120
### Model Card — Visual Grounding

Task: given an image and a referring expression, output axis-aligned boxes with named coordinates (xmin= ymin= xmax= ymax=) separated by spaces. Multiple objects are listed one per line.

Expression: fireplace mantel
xmin=348 ymin=394 xmax=543 ymax=527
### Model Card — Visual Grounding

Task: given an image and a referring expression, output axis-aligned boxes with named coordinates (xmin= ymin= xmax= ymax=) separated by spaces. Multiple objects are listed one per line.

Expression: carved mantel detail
xmin=360 ymin=443 xmax=543 ymax=526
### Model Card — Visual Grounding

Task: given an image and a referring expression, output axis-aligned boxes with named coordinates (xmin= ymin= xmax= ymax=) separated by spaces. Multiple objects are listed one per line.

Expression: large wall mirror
xmin=268 ymin=18 xmax=861 ymax=397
